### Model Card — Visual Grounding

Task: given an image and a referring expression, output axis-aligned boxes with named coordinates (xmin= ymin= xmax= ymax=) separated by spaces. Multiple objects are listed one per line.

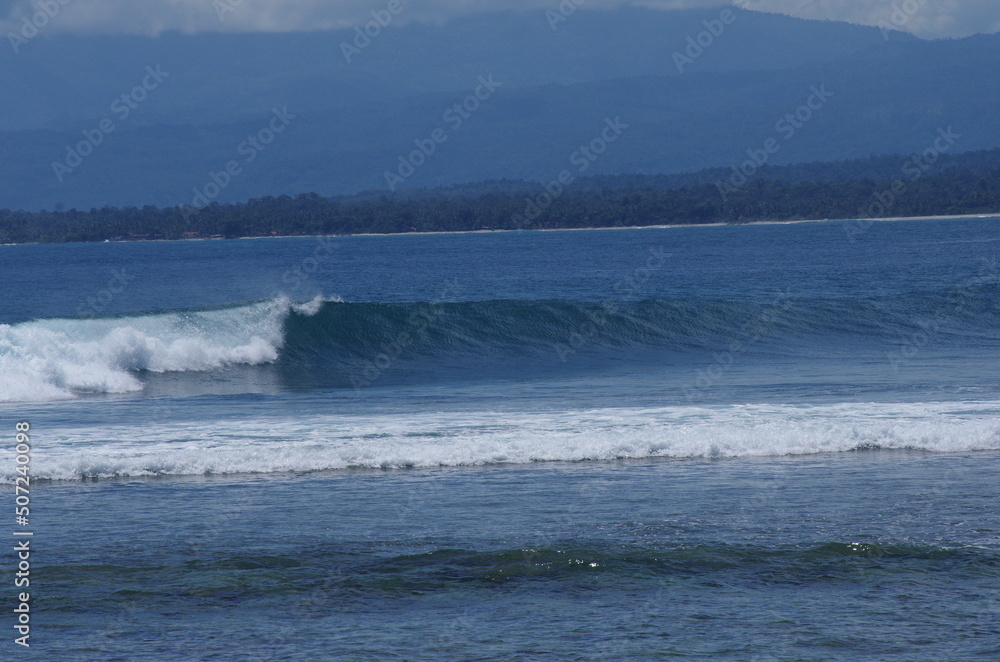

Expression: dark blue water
xmin=2 ymin=219 xmax=999 ymax=660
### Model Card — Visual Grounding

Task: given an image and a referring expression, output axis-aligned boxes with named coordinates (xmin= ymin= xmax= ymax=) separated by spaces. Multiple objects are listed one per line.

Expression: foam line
xmin=11 ymin=401 xmax=999 ymax=481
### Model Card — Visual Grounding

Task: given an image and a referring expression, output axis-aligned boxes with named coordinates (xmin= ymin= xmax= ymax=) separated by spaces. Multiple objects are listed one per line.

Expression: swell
xmin=40 ymin=542 xmax=1000 ymax=610
xmin=3 ymin=284 xmax=999 ymax=401
xmin=278 ymin=284 xmax=1000 ymax=368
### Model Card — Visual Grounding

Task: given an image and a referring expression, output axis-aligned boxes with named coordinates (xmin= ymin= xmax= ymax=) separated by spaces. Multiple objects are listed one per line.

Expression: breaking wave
xmin=3 ymin=284 xmax=999 ymax=402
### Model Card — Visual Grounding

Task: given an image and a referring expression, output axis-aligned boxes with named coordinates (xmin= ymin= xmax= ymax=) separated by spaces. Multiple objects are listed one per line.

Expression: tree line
xmin=2 ymin=160 xmax=999 ymax=244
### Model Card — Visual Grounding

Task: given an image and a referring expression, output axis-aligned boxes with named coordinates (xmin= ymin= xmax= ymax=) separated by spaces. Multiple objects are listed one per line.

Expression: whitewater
xmin=9 ymin=401 xmax=1000 ymax=481
xmin=0 ymin=296 xmax=329 ymax=402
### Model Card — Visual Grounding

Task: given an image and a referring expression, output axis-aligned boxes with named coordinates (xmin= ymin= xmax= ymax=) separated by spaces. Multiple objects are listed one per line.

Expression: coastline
xmin=303 ymin=211 xmax=1000 ymax=240
xmin=3 ymin=212 xmax=997 ymax=247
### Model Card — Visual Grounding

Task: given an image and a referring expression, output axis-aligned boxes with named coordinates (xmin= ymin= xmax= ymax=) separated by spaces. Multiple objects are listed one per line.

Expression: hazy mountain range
xmin=2 ymin=5 xmax=998 ymax=211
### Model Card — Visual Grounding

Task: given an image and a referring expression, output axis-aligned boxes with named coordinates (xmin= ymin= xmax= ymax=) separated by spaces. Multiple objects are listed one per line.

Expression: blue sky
xmin=1 ymin=0 xmax=996 ymax=39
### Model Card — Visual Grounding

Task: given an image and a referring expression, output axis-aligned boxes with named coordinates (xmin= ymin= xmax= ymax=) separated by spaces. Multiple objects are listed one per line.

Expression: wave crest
xmin=0 ymin=297 xmax=330 ymax=402
xmin=4 ymin=285 xmax=999 ymax=402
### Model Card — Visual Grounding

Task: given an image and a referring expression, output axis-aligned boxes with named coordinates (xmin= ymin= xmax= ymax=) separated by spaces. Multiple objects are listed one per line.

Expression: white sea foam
xmin=292 ymin=294 xmax=339 ymax=315
xmin=0 ymin=297 xmax=328 ymax=403
xmin=10 ymin=401 xmax=1000 ymax=481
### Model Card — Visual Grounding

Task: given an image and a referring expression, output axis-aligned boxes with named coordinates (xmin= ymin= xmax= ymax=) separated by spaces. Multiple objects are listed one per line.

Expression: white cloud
xmin=1 ymin=0 xmax=998 ymax=38
xmin=741 ymin=0 xmax=1000 ymax=38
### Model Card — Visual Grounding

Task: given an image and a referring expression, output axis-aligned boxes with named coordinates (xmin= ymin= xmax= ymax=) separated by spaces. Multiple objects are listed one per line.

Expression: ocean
xmin=2 ymin=218 xmax=999 ymax=660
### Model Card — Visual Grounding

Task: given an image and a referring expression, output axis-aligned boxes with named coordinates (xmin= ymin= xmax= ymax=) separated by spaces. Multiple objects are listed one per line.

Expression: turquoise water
xmin=2 ymin=219 xmax=1000 ymax=659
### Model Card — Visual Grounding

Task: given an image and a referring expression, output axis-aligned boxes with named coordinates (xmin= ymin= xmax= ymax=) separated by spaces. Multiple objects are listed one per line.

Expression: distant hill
xmin=0 ymin=7 xmax=900 ymax=131
xmin=3 ymin=7 xmax=999 ymax=212
xmin=351 ymin=146 xmax=1000 ymax=200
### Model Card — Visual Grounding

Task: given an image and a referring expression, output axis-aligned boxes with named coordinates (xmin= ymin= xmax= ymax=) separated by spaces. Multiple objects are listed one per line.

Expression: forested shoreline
xmin=3 ymin=151 xmax=1000 ymax=244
